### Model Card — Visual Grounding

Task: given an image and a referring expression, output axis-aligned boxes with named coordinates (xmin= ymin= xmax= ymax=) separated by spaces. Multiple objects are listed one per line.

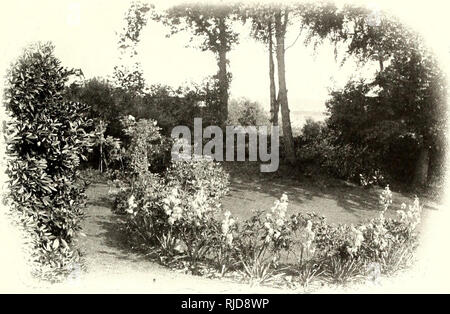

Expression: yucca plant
xmin=240 ymin=253 xmax=282 ymax=286
xmin=321 ymin=256 xmax=366 ymax=285
xmin=380 ymin=243 xmax=415 ymax=275
xmin=295 ymin=260 xmax=323 ymax=288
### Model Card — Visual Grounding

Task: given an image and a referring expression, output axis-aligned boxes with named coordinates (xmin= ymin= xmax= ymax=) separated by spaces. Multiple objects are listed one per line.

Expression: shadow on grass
xmin=224 ymin=161 xmax=439 ymax=220
xmin=229 ymin=169 xmax=382 ymax=214
xmin=334 ymin=188 xmax=380 ymax=214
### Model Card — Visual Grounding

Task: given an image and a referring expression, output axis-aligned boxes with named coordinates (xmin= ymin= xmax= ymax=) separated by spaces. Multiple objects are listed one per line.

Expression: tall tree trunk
xmin=268 ymin=22 xmax=279 ymax=126
xmin=378 ymin=54 xmax=384 ymax=72
xmin=413 ymin=145 xmax=430 ymax=186
xmin=379 ymin=58 xmax=384 ymax=72
xmin=99 ymin=142 xmax=103 ymax=173
xmin=217 ymin=18 xmax=229 ymax=126
xmin=275 ymin=10 xmax=296 ymax=164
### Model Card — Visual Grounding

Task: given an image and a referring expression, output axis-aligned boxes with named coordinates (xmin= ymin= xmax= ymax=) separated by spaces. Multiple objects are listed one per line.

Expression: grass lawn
xmin=221 ymin=162 xmax=437 ymax=226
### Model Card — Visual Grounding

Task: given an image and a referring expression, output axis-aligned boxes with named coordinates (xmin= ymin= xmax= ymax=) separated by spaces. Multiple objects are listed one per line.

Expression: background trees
xmin=238 ymin=3 xmax=298 ymax=164
xmin=297 ymin=3 xmax=447 ymax=186
xmin=239 ymin=4 xmax=279 ymax=126
xmin=113 ymin=1 xmax=242 ymax=128
xmin=373 ymin=45 xmax=447 ymax=186
xmin=273 ymin=5 xmax=296 ymax=164
xmin=72 ymin=1 xmax=447 ymax=188
xmin=114 ymin=0 xmax=152 ymax=95
xmin=158 ymin=3 xmax=239 ymax=126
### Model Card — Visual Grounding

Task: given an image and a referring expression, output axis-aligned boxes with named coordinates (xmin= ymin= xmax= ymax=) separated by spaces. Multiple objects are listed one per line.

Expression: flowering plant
xmin=212 ymin=211 xmax=238 ymax=276
xmin=264 ymin=194 xmax=290 ymax=247
xmin=379 ymin=185 xmax=393 ymax=214
xmin=113 ymin=144 xmax=423 ymax=286
xmin=397 ymin=197 xmax=421 ymax=234
xmin=221 ymin=211 xmax=236 ymax=247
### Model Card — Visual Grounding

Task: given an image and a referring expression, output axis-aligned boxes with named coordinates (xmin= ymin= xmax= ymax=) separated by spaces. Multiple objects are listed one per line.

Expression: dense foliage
xmin=119 ymin=116 xmax=172 ymax=174
xmin=297 ymin=3 xmax=448 ymax=188
xmin=4 ymin=43 xmax=93 ymax=280
xmin=324 ymin=46 xmax=447 ymax=186
xmin=296 ymin=118 xmax=386 ymax=186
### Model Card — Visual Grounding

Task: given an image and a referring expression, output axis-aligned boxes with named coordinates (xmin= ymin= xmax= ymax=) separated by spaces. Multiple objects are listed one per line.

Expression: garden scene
xmin=1 ymin=1 xmax=447 ymax=293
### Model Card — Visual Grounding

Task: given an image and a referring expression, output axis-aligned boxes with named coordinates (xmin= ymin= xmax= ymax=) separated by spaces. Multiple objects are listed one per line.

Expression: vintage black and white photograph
xmin=0 ymin=0 xmax=449 ymax=297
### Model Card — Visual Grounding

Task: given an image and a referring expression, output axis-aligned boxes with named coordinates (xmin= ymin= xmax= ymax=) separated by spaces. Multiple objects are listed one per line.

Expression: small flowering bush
xmin=214 ymin=211 xmax=237 ymax=275
xmin=231 ymin=195 xmax=323 ymax=284
xmin=161 ymin=156 xmax=230 ymax=271
xmin=165 ymin=156 xmax=230 ymax=202
xmin=264 ymin=194 xmax=290 ymax=246
xmin=397 ymin=197 xmax=421 ymax=235
xmin=159 ymin=183 xmax=221 ymax=271
xmin=233 ymin=208 xmax=283 ymax=284
xmin=112 ymin=152 xmax=230 ymax=272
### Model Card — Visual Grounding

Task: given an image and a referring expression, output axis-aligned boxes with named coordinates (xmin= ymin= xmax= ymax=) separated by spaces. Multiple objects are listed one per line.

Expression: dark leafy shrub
xmin=65 ymin=78 xmax=120 ymax=122
xmin=300 ymin=118 xmax=325 ymax=143
xmin=296 ymin=119 xmax=330 ymax=166
xmin=296 ymin=119 xmax=387 ymax=186
xmin=326 ymin=63 xmax=447 ymax=188
xmin=4 ymin=42 xmax=93 ymax=280
xmin=142 ymin=84 xmax=205 ymax=134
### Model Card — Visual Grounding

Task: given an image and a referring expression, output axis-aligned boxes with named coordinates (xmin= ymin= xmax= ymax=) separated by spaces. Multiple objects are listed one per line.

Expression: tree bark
xmin=378 ymin=54 xmax=384 ymax=72
xmin=268 ymin=22 xmax=279 ymax=126
xmin=99 ymin=142 xmax=103 ymax=173
xmin=413 ymin=145 xmax=430 ymax=186
xmin=275 ymin=10 xmax=296 ymax=164
xmin=217 ymin=18 xmax=229 ymax=126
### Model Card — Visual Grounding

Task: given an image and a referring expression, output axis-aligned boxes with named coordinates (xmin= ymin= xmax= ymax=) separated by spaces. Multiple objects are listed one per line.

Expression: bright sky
xmin=1 ymin=0 xmax=449 ymax=115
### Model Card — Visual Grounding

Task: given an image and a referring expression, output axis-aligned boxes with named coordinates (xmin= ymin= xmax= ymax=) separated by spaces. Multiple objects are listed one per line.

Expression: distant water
xmin=288 ymin=110 xmax=327 ymax=135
